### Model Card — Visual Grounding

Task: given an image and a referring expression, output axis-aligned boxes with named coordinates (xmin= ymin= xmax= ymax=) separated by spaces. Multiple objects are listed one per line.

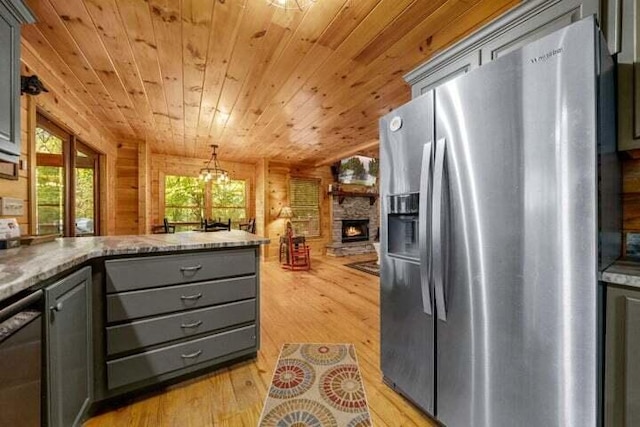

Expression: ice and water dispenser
xmin=387 ymin=193 xmax=420 ymax=260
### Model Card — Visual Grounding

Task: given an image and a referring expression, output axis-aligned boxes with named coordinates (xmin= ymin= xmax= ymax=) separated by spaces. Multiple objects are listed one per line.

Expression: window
xmin=164 ymin=175 xmax=204 ymax=232
xmin=163 ymin=176 xmax=248 ymax=230
xmin=211 ymin=180 xmax=247 ymax=226
xmin=35 ymin=127 xmax=64 ymax=235
xmin=290 ymin=178 xmax=320 ymax=237
xmin=35 ymin=115 xmax=100 ymax=236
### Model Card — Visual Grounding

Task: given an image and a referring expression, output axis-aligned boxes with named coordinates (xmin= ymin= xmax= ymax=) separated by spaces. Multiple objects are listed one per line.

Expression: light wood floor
xmin=85 ymin=255 xmax=436 ymax=426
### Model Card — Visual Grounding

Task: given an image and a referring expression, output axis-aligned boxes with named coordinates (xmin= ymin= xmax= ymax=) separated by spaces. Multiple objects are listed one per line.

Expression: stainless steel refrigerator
xmin=379 ymin=16 xmax=620 ymax=427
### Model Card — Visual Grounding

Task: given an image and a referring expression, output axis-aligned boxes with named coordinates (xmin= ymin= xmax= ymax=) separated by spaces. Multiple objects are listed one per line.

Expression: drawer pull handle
xmin=180 ymin=264 xmax=202 ymax=273
xmin=180 ymin=293 xmax=203 ymax=301
xmin=181 ymin=350 xmax=202 ymax=359
xmin=180 ymin=320 xmax=203 ymax=329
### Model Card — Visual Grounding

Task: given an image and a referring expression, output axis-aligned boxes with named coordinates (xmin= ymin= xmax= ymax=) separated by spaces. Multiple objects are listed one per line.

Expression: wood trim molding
xmin=403 ymin=0 xmax=598 ymax=85
xmin=138 ymin=140 xmax=150 ymax=234
xmin=27 ymin=96 xmax=37 ymax=235
xmin=0 ymin=0 xmax=35 ymax=23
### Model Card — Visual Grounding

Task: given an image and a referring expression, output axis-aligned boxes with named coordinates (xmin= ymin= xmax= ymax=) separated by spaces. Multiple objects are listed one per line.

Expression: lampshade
xmin=267 ymin=0 xmax=316 ymax=11
xmin=278 ymin=206 xmax=294 ymax=219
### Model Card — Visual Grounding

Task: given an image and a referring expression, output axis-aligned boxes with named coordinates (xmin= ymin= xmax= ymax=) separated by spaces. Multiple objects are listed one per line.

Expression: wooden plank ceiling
xmin=21 ymin=0 xmax=518 ymax=164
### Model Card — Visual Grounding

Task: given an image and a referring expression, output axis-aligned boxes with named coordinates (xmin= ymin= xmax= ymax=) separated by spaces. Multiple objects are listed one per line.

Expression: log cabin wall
xmin=255 ymin=159 xmax=268 ymax=239
xmin=22 ymin=40 xmax=121 ymax=235
xmin=115 ymin=142 xmax=140 ymax=235
xmin=0 ymin=42 xmax=121 ymax=236
xmin=264 ymin=161 xmax=333 ymax=259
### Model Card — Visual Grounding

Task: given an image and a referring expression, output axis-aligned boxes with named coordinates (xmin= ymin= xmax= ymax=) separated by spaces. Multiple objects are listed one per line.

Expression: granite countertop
xmin=0 ymin=231 xmax=269 ymax=304
xmin=602 ymin=259 xmax=640 ymax=288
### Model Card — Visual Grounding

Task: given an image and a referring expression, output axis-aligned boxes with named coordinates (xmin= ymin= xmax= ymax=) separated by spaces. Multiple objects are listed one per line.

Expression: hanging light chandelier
xmin=199 ymin=144 xmax=229 ymax=183
xmin=266 ymin=0 xmax=316 ymax=11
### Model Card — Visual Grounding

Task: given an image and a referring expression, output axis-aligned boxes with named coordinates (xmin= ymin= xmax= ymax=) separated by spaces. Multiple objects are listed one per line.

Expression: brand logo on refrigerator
xmin=389 ymin=116 xmax=402 ymax=132
xmin=530 ymin=47 xmax=563 ymax=64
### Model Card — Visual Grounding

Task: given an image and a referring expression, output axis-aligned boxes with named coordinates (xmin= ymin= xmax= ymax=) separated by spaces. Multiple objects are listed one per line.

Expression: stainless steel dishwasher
xmin=0 ymin=290 xmax=43 ymax=427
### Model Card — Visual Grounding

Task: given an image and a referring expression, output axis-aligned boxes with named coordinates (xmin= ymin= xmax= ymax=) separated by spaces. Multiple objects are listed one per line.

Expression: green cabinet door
xmin=605 ymin=284 xmax=640 ymax=426
xmin=617 ymin=0 xmax=640 ymax=151
xmin=0 ymin=0 xmax=34 ymax=163
xmin=45 ymin=267 xmax=92 ymax=427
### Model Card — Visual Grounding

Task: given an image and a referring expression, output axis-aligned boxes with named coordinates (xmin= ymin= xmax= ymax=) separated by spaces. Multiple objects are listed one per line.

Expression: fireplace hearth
xmin=342 ymin=219 xmax=369 ymax=243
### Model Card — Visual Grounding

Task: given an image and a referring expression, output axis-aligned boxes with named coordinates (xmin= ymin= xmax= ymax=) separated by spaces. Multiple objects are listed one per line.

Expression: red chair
xmin=282 ymin=235 xmax=311 ymax=271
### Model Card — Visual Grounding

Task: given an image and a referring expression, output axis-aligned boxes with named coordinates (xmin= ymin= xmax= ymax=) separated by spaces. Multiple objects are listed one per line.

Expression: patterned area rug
xmin=345 ymin=260 xmax=379 ymax=277
xmin=259 ymin=343 xmax=372 ymax=427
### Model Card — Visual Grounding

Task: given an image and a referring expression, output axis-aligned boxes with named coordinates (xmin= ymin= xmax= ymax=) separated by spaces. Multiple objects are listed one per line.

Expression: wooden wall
xmin=263 ymin=161 xmax=333 ymax=259
xmin=0 ymin=89 xmax=120 ymax=236
xmin=623 ymin=155 xmax=640 ymax=234
xmin=149 ymin=154 xmax=256 ymax=229
xmin=255 ymin=159 xmax=267 ymax=238
xmin=610 ymin=153 xmax=640 ymax=255
xmin=0 ymin=38 xmax=122 ymax=237
xmin=115 ymin=142 xmax=139 ymax=235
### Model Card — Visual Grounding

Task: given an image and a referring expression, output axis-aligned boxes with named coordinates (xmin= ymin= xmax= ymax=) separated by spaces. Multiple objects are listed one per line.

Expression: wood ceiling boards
xmin=21 ymin=0 xmax=519 ymax=163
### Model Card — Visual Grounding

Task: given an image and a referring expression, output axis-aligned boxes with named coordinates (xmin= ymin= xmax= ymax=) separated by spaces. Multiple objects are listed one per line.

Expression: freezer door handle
xmin=419 ymin=142 xmax=433 ymax=315
xmin=433 ymin=138 xmax=447 ymax=321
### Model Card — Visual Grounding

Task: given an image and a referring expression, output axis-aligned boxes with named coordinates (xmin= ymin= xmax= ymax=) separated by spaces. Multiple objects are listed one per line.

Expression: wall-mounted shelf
xmin=328 ymin=191 xmax=379 ymax=206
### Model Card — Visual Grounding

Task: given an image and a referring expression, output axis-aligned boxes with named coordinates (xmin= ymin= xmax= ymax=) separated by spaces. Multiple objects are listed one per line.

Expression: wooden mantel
xmin=328 ymin=190 xmax=379 ymax=206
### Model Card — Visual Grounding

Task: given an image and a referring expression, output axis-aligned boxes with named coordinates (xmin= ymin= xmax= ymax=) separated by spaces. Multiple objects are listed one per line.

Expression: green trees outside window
xmin=35 ymin=127 xmax=64 ymax=235
xmin=164 ymin=176 xmax=247 ymax=231
xmin=35 ymin=115 xmax=100 ymax=237
xmin=211 ymin=180 xmax=246 ymax=225
xmin=164 ymin=176 xmax=204 ymax=231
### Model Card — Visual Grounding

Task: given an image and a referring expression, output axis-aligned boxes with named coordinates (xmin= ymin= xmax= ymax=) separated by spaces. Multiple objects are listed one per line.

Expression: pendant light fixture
xmin=267 ymin=0 xmax=316 ymax=11
xmin=199 ymin=144 xmax=229 ymax=183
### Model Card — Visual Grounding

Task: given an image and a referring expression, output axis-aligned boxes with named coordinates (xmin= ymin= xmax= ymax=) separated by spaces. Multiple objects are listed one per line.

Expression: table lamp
xmin=278 ymin=206 xmax=293 ymax=235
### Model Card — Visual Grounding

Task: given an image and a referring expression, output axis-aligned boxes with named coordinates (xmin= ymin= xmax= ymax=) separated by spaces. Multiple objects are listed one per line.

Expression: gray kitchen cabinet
xmin=410 ymin=51 xmax=481 ymax=98
xmin=617 ymin=0 xmax=640 ymax=150
xmin=101 ymin=248 xmax=260 ymax=395
xmin=45 ymin=267 xmax=92 ymax=427
xmin=0 ymin=0 xmax=34 ymax=163
xmin=405 ymin=0 xmax=599 ymax=97
xmin=605 ymin=284 xmax=640 ymax=427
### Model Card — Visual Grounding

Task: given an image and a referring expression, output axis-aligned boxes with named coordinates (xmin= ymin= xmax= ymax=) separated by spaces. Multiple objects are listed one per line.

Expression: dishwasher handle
xmin=0 ymin=290 xmax=43 ymax=323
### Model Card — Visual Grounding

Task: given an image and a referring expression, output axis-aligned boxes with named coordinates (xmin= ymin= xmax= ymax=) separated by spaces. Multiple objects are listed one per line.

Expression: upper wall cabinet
xmin=617 ymin=0 xmax=640 ymax=151
xmin=405 ymin=0 xmax=604 ymax=98
xmin=0 ymin=0 xmax=34 ymax=163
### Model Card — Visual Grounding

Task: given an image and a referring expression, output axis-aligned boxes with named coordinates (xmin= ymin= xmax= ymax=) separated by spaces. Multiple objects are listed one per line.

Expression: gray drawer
xmin=107 ymin=276 xmax=256 ymax=323
xmin=107 ymin=324 xmax=256 ymax=390
xmin=106 ymin=249 xmax=255 ymax=293
xmin=107 ymin=299 xmax=256 ymax=356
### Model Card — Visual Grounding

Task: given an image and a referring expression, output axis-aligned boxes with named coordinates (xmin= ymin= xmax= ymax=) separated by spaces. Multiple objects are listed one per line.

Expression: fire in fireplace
xmin=342 ymin=219 xmax=369 ymax=243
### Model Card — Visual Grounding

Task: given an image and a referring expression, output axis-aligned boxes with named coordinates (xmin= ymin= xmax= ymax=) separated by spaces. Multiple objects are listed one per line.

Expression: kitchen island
xmin=0 ymin=231 xmax=268 ymax=427
xmin=0 ymin=230 xmax=268 ymax=302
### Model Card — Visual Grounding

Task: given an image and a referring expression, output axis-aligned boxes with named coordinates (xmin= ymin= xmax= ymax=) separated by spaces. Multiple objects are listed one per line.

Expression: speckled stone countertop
xmin=602 ymin=259 xmax=640 ymax=288
xmin=0 ymin=231 xmax=269 ymax=304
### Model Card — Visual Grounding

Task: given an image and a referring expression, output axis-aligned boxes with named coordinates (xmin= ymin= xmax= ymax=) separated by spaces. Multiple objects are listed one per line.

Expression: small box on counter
xmin=0 ymin=218 xmax=20 ymax=250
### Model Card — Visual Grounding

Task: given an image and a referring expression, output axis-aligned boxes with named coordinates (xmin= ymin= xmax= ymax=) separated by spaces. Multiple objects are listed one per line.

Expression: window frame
xmin=210 ymin=179 xmax=248 ymax=227
xmin=163 ymin=174 xmax=205 ymax=230
xmin=162 ymin=175 xmax=249 ymax=230
xmin=35 ymin=113 xmax=101 ymax=237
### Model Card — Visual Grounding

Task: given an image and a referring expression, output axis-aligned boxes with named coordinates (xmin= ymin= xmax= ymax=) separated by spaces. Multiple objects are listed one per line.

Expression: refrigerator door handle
xmin=433 ymin=138 xmax=447 ymax=321
xmin=419 ymin=142 xmax=433 ymax=316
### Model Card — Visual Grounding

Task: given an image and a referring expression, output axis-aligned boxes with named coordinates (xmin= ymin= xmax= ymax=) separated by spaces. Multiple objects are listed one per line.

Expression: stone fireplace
xmin=342 ymin=219 xmax=369 ymax=243
xmin=326 ymin=192 xmax=379 ymax=257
